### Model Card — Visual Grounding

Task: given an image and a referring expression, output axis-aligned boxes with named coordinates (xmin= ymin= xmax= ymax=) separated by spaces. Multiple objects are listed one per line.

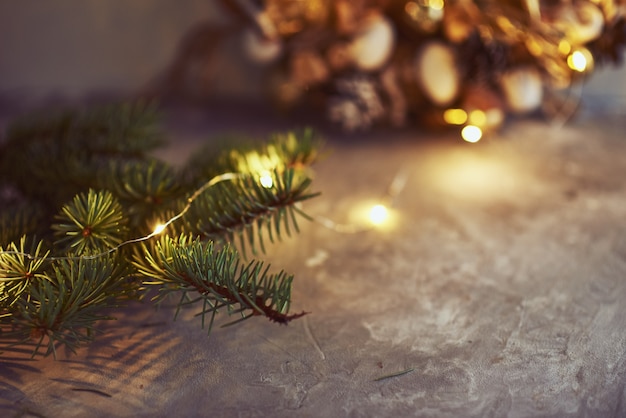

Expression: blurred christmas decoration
xmin=205 ymin=0 xmax=626 ymax=139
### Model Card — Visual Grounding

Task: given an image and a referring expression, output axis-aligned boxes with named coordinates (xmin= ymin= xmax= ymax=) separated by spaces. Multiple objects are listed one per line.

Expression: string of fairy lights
xmin=311 ymin=164 xmax=410 ymax=233
xmin=0 ymin=53 xmax=597 ymax=265
xmin=0 ymin=64 xmax=594 ymax=264
xmin=0 ymin=59 xmax=600 ymax=265
xmin=0 ymin=172 xmax=242 ymax=262
xmin=0 ymin=165 xmax=405 ymax=263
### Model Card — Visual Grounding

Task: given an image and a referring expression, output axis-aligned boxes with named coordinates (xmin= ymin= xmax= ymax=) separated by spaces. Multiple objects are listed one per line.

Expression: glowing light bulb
xmin=443 ymin=108 xmax=467 ymax=125
xmin=369 ymin=204 xmax=389 ymax=226
xmin=461 ymin=125 xmax=483 ymax=143
xmin=468 ymin=109 xmax=486 ymax=126
xmin=153 ymin=223 xmax=166 ymax=235
xmin=568 ymin=50 xmax=588 ymax=72
xmin=558 ymin=40 xmax=571 ymax=55
xmin=259 ymin=171 xmax=274 ymax=188
xmin=429 ymin=0 xmax=444 ymax=10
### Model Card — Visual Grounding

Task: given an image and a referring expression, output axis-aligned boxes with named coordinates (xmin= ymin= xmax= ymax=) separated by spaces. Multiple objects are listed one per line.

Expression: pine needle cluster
xmin=0 ymin=102 xmax=321 ymax=357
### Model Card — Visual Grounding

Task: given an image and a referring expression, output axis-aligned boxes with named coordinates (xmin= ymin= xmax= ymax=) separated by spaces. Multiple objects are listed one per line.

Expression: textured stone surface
xmin=1 ymin=106 xmax=626 ymax=417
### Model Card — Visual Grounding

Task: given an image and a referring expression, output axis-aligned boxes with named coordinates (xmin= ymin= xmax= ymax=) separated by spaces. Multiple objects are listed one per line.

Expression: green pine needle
xmin=373 ymin=368 xmax=415 ymax=382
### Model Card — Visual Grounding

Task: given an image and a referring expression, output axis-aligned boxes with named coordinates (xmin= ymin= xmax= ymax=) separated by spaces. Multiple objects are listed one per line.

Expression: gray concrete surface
xmin=1 ymin=104 xmax=625 ymax=417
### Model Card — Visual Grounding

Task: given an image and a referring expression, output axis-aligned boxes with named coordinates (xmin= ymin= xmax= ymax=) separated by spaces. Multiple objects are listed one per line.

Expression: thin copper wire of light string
xmin=311 ymin=165 xmax=411 ymax=234
xmin=0 ymin=172 xmax=242 ymax=262
xmin=0 ymin=163 xmax=411 ymax=263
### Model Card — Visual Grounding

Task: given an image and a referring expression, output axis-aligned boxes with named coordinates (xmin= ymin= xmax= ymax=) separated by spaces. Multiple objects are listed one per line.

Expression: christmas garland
xmin=0 ymin=102 xmax=322 ymax=357
xmin=218 ymin=0 xmax=626 ymax=137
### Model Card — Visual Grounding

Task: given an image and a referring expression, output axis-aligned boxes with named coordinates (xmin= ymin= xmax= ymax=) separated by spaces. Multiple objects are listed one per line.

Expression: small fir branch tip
xmin=135 ymin=234 xmax=305 ymax=334
xmin=265 ymin=128 xmax=324 ymax=169
xmin=229 ymin=128 xmax=323 ymax=174
xmin=52 ymin=189 xmax=129 ymax=255
xmin=0 ymin=237 xmax=51 ymax=308
xmin=1 ymin=254 xmax=127 ymax=358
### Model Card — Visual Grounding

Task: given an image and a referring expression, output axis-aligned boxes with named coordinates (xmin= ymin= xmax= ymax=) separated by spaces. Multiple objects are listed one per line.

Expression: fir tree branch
xmin=3 ymin=101 xmax=163 ymax=157
xmin=135 ymin=235 xmax=306 ymax=335
xmin=182 ymin=168 xmax=318 ymax=256
xmin=78 ymin=101 xmax=165 ymax=155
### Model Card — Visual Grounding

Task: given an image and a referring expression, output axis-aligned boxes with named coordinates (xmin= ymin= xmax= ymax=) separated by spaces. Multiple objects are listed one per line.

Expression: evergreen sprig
xmin=0 ymin=102 xmax=321 ymax=357
xmin=183 ymin=128 xmax=323 ymax=186
xmin=182 ymin=169 xmax=318 ymax=256
xmin=136 ymin=234 xmax=306 ymax=334
xmin=3 ymin=255 xmax=126 ymax=358
xmin=52 ymin=189 xmax=129 ymax=255
xmin=0 ymin=238 xmax=50 ymax=308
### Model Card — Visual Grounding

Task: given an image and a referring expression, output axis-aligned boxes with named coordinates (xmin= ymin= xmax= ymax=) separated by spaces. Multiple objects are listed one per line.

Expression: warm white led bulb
xmin=369 ymin=204 xmax=389 ymax=226
xmin=461 ymin=125 xmax=483 ymax=143
xmin=568 ymin=50 xmax=587 ymax=72
xmin=259 ymin=171 xmax=274 ymax=188
xmin=153 ymin=223 xmax=166 ymax=235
